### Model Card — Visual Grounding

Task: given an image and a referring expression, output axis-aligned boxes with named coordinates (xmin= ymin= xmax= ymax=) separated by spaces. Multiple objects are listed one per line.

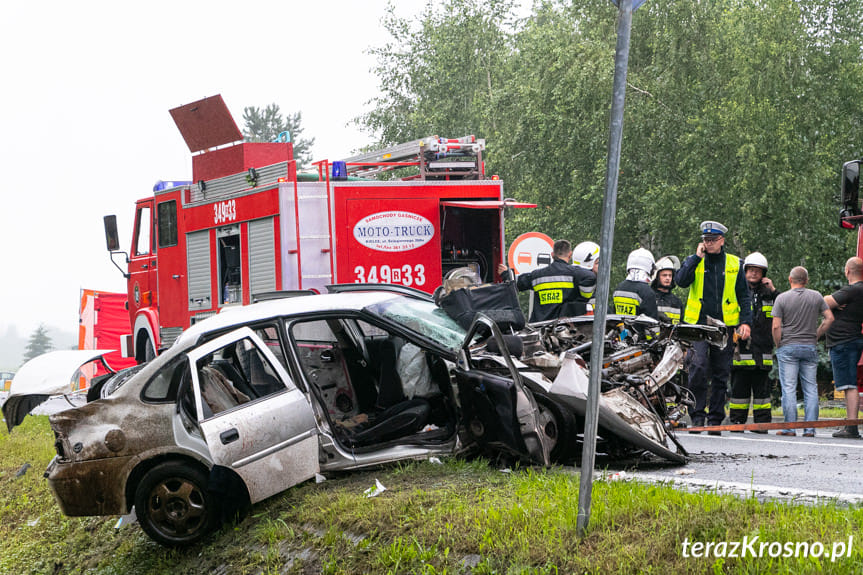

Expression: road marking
xmin=681 ymin=434 xmax=863 ymax=449
xmin=628 ymin=472 xmax=863 ymax=504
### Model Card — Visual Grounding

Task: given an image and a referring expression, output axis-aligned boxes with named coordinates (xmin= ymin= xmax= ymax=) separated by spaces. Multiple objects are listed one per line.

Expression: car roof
xmin=175 ymin=291 xmax=403 ymax=347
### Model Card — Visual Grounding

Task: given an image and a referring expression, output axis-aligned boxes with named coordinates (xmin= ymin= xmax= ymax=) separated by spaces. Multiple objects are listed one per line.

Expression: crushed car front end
xmin=469 ymin=313 xmax=726 ymax=463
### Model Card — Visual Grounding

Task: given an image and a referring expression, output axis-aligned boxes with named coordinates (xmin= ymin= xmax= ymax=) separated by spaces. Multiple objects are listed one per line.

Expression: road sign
xmin=507 ymin=232 xmax=554 ymax=275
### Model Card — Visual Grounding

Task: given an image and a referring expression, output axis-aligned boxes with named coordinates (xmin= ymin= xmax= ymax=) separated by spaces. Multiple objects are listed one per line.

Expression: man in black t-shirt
xmin=825 ymin=257 xmax=863 ymax=438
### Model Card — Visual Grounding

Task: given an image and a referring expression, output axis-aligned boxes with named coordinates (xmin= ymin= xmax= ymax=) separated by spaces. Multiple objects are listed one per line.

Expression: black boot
xmin=832 ymin=425 xmax=861 ymax=439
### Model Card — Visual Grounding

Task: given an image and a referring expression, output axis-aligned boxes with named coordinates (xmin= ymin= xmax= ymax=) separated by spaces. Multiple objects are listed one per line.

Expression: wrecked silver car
xmin=14 ymin=287 xmax=723 ymax=547
xmin=35 ymin=290 xmax=553 ymax=546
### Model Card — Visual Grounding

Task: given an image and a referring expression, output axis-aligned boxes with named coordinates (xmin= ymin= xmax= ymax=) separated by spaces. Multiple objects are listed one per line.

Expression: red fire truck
xmin=838 ymin=158 xmax=863 ymax=388
xmin=104 ymin=95 xmax=533 ymax=362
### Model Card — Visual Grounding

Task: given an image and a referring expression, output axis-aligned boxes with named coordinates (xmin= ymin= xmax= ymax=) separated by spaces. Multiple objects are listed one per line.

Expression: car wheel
xmin=134 ymin=461 xmax=220 ymax=547
xmin=534 ymin=392 xmax=576 ymax=463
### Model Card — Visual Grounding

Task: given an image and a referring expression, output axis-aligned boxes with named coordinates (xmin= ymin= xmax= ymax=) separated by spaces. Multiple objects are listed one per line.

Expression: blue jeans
xmin=776 ymin=344 xmax=819 ymax=434
xmin=829 ymin=338 xmax=863 ymax=391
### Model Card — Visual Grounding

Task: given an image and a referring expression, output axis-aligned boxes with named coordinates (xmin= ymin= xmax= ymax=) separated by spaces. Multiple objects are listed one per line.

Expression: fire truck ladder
xmin=340 ymin=135 xmax=486 ymax=180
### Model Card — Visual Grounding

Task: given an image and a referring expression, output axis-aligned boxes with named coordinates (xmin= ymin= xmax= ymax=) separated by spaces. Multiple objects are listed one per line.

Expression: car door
xmin=454 ymin=315 xmax=550 ymax=466
xmin=187 ymin=327 xmax=318 ymax=504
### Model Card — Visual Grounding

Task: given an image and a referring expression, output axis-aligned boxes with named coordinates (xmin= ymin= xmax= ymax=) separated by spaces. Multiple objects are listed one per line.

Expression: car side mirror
xmin=104 ymin=215 xmax=120 ymax=251
xmin=103 ymin=214 xmax=129 ymax=278
xmin=841 ymin=160 xmax=862 ymax=229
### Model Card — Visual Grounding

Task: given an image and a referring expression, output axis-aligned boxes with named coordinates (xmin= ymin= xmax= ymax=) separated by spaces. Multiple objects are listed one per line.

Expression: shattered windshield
xmin=365 ymin=297 xmax=466 ymax=351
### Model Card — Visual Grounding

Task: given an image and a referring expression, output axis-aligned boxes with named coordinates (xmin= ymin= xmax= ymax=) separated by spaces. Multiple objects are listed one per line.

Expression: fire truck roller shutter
xmin=249 ymin=218 xmax=277 ymax=300
xmin=187 ymin=230 xmax=212 ymax=311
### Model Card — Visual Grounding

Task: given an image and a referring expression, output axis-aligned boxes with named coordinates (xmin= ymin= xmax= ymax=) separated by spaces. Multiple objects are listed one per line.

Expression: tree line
xmin=358 ymin=0 xmax=863 ymax=293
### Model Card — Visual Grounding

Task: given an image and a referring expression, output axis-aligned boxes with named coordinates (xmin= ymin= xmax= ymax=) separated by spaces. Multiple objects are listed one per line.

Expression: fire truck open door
xmin=440 ymin=200 xmax=536 ymax=283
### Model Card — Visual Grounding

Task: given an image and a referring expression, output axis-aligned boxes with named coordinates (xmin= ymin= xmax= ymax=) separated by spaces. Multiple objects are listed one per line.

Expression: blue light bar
xmin=332 ymin=161 xmax=347 ymax=181
xmin=153 ymin=180 xmax=193 ymax=192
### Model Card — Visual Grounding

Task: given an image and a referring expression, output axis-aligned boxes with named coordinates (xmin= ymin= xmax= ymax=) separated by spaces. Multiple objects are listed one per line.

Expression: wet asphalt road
xmin=612 ymin=430 xmax=863 ymax=503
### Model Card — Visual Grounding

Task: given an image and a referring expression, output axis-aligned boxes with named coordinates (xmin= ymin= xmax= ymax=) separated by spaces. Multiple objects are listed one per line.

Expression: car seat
xmin=344 ymin=397 xmax=432 ymax=446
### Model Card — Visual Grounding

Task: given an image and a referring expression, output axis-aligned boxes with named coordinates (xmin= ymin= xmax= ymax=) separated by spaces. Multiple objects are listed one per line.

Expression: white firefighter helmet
xmin=626 ymin=248 xmax=655 ymax=275
xmin=744 ymin=251 xmax=768 ymax=272
xmin=572 ymin=241 xmax=600 ymax=270
xmin=651 ymin=255 xmax=680 ymax=284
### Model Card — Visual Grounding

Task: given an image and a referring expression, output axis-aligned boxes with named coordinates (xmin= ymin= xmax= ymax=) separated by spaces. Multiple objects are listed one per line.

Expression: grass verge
xmin=2 ymin=416 xmax=862 ymax=574
xmin=770 ymin=406 xmax=846 ymax=419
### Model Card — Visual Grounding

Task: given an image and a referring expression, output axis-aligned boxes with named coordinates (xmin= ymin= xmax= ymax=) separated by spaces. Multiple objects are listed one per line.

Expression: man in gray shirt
xmin=772 ymin=266 xmax=834 ymax=437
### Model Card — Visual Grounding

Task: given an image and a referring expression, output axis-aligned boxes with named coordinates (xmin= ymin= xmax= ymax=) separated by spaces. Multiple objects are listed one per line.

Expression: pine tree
xmin=22 ymin=324 xmax=53 ymax=364
xmin=242 ymin=104 xmax=316 ymax=168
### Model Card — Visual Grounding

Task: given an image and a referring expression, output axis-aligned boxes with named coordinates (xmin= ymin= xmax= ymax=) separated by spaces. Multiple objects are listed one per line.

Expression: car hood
xmin=2 ymin=350 xmax=111 ymax=432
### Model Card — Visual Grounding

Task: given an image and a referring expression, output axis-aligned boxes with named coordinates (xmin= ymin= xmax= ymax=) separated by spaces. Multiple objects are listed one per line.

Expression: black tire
xmin=134 ymin=461 xmax=220 ymax=547
xmin=534 ymin=392 xmax=576 ymax=463
xmin=136 ymin=334 xmax=156 ymax=364
xmin=143 ymin=338 xmax=156 ymax=363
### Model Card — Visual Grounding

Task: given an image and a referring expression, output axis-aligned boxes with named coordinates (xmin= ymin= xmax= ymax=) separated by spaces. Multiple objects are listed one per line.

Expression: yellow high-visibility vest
xmin=683 ymin=254 xmax=741 ymax=325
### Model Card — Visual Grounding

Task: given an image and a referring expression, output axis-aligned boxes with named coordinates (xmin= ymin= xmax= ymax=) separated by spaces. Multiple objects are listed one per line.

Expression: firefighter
xmin=729 ymin=252 xmax=778 ymax=432
xmin=567 ymin=240 xmax=601 ymax=315
xmin=509 ymin=239 xmax=597 ymax=322
xmin=676 ymin=221 xmax=752 ymax=434
xmin=572 ymin=241 xmax=600 ymax=274
xmin=651 ymin=256 xmax=683 ymax=324
xmin=612 ymin=248 xmax=659 ymax=319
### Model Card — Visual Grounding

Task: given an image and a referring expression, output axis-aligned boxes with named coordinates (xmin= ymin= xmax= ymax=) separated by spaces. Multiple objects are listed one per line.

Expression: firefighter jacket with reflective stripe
xmin=676 ymin=250 xmax=752 ymax=327
xmin=516 ymin=258 xmax=597 ymax=322
xmin=612 ymin=279 xmax=659 ymax=319
xmin=653 ymin=289 xmax=683 ymax=324
xmin=733 ymin=282 xmax=779 ymax=369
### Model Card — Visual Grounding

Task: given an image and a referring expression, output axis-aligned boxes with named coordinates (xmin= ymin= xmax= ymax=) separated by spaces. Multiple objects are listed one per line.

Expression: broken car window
xmin=142 ymin=356 xmax=188 ymax=402
xmin=253 ymin=325 xmax=288 ymax=370
xmin=356 ymin=320 xmax=388 ymax=338
xmin=365 ymin=298 xmax=466 ymax=352
xmin=196 ymin=336 xmax=288 ymax=418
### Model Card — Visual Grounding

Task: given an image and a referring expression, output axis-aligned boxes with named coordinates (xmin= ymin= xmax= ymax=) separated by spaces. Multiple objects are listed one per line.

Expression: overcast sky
xmin=1 ymin=0 xmax=513 ymax=337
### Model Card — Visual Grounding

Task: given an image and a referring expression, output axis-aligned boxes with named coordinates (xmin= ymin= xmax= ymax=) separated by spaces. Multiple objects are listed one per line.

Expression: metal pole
xmin=576 ymin=0 xmax=634 ymax=537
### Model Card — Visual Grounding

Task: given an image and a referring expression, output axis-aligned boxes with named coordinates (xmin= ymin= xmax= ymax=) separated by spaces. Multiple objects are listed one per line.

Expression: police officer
xmin=729 ymin=252 xmax=778 ymax=432
xmin=511 ymin=239 xmax=597 ymax=322
xmin=676 ymin=221 xmax=752 ymax=434
xmin=651 ymin=256 xmax=683 ymax=324
xmin=613 ymin=248 xmax=659 ymax=319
